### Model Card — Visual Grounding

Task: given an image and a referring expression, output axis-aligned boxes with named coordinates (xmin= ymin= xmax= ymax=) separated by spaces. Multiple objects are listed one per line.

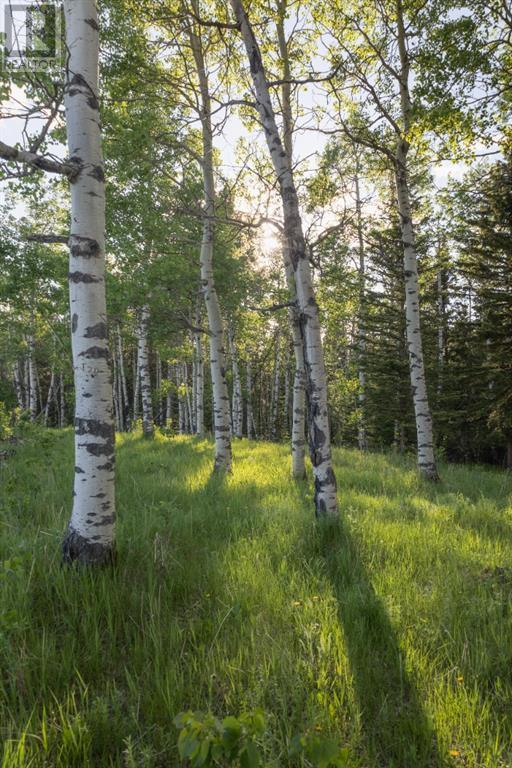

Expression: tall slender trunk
xmin=437 ymin=265 xmax=445 ymax=399
xmin=24 ymin=358 xmax=30 ymax=410
xmin=229 ymin=326 xmax=243 ymax=439
xmin=395 ymin=0 xmax=438 ymax=480
xmin=133 ymin=353 xmax=140 ymax=422
xmin=27 ymin=332 xmax=38 ymax=421
xmin=270 ymin=329 xmax=281 ymax=440
xmin=62 ymin=0 xmax=115 ymax=565
xmin=194 ymin=323 xmax=205 ymax=436
xmin=189 ymin=9 xmax=232 ymax=470
xmin=176 ymin=366 xmax=185 ymax=434
xmin=43 ymin=370 xmax=56 ymax=427
xmin=246 ymin=359 xmax=253 ymax=440
xmin=112 ymin=346 xmax=121 ymax=432
xmin=354 ymin=153 xmax=368 ymax=451
xmin=184 ymin=363 xmax=193 ymax=434
xmin=231 ymin=0 xmax=337 ymax=513
xmin=115 ymin=335 xmax=125 ymax=431
xmin=276 ymin=4 xmax=306 ymax=477
xmin=136 ymin=304 xmax=154 ymax=438
xmin=166 ymin=362 xmax=173 ymax=426
xmin=116 ymin=326 xmax=129 ymax=429
xmin=13 ymin=361 xmax=24 ymax=410
xmin=283 ymin=340 xmax=291 ymax=434
xmin=155 ymin=351 xmax=163 ymax=426
xmin=59 ymin=372 xmax=65 ymax=428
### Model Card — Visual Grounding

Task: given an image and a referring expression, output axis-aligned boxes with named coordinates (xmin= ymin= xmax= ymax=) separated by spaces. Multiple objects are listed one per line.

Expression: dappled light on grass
xmin=1 ymin=432 xmax=511 ymax=766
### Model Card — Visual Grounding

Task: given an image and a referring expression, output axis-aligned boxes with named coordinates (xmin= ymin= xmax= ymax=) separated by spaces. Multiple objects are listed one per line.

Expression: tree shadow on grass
xmin=307 ymin=516 xmax=446 ymax=768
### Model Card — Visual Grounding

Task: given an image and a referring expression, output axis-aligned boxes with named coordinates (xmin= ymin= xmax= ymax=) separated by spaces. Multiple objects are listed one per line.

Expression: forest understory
xmin=1 ymin=428 xmax=511 ymax=768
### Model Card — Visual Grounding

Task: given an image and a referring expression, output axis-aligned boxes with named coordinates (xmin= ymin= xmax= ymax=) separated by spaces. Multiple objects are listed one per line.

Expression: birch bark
xmin=188 ymin=8 xmax=232 ymax=470
xmin=270 ymin=329 xmax=281 ymax=441
xmin=395 ymin=0 xmax=438 ymax=480
xmin=166 ymin=362 xmax=173 ymax=426
xmin=59 ymin=372 xmax=65 ymax=428
xmin=354 ymin=154 xmax=368 ymax=451
xmin=44 ymin=370 xmax=56 ymax=427
xmin=62 ymin=0 xmax=115 ymax=565
xmin=136 ymin=304 xmax=154 ymax=438
xmin=194 ymin=330 xmax=205 ymax=436
xmin=276 ymin=5 xmax=306 ymax=477
xmin=229 ymin=327 xmax=243 ymax=439
xmin=229 ymin=0 xmax=337 ymax=514
xmin=27 ymin=332 xmax=38 ymax=421
xmin=246 ymin=359 xmax=253 ymax=440
xmin=13 ymin=361 xmax=24 ymax=410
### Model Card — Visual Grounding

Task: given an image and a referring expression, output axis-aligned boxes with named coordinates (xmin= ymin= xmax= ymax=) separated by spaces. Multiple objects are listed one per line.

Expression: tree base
xmin=419 ymin=464 xmax=440 ymax=482
xmin=62 ymin=528 xmax=115 ymax=566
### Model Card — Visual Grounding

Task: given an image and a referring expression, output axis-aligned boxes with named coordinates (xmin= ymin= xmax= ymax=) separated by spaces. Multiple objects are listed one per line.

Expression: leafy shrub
xmin=173 ymin=710 xmax=265 ymax=767
xmin=174 ymin=710 xmax=354 ymax=767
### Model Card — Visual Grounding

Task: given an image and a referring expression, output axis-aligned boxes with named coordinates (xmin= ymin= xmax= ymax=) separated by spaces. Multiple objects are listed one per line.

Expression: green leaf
xmin=240 ymin=740 xmax=260 ymax=768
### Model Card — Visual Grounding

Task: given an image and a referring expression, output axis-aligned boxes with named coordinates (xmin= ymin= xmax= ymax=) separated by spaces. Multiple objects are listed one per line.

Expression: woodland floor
xmin=0 ymin=428 xmax=511 ymax=768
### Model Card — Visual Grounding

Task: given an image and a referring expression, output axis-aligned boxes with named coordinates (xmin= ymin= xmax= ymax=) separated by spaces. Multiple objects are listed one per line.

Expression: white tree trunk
xmin=62 ymin=0 xmax=115 ymax=565
xmin=229 ymin=326 xmax=243 ymax=439
xmin=395 ymin=160 xmax=438 ymax=479
xmin=189 ymin=11 xmax=232 ymax=471
xmin=283 ymin=340 xmax=291 ymax=433
xmin=437 ymin=267 xmax=445 ymax=398
xmin=133 ymin=354 xmax=141 ymax=422
xmin=136 ymin=304 xmax=154 ymax=438
xmin=184 ymin=363 xmax=193 ymax=434
xmin=270 ymin=329 xmax=281 ymax=441
xmin=44 ymin=370 xmax=56 ymax=427
xmin=354 ymin=156 xmax=368 ymax=451
xmin=166 ymin=362 xmax=173 ymax=426
xmin=112 ymin=343 xmax=122 ymax=432
xmin=116 ymin=326 xmax=129 ymax=429
xmin=246 ymin=359 xmax=253 ymax=440
xmin=176 ymin=366 xmax=185 ymax=434
xmin=27 ymin=333 xmax=38 ymax=422
xmin=155 ymin=351 xmax=163 ymax=426
xmin=231 ymin=0 xmax=337 ymax=513
xmin=13 ymin=361 xmax=24 ymax=410
xmin=395 ymin=0 xmax=438 ymax=480
xmin=59 ymin=372 xmax=65 ymax=428
xmin=276 ymin=6 xmax=307 ymax=477
xmin=194 ymin=315 xmax=205 ymax=436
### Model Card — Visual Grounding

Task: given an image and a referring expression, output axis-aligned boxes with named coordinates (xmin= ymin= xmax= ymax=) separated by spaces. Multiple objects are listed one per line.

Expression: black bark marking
xmin=74 ymin=465 xmax=85 ymax=473
xmin=88 ymin=165 xmax=105 ymax=182
xmin=250 ymin=47 xmax=262 ymax=74
xmin=84 ymin=322 xmax=107 ymax=339
xmin=97 ymin=460 xmax=114 ymax=471
xmin=78 ymin=346 xmax=108 ymax=360
xmin=75 ymin=418 xmax=114 ymax=440
xmin=70 ymin=235 xmax=100 ymax=259
xmin=93 ymin=515 xmax=115 ymax=526
xmin=81 ymin=441 xmax=114 ymax=457
xmin=72 ymin=313 xmax=78 ymax=333
xmin=69 ymin=72 xmax=89 ymax=88
xmin=69 ymin=271 xmax=100 ymax=283
xmin=84 ymin=17 xmax=99 ymax=30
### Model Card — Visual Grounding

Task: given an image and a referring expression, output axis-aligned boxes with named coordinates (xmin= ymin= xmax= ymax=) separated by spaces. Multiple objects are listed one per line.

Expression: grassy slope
xmin=0 ymin=429 xmax=511 ymax=768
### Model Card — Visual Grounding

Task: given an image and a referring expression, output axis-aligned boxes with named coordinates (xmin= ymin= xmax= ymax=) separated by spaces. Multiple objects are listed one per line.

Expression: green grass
xmin=1 ymin=428 xmax=511 ymax=767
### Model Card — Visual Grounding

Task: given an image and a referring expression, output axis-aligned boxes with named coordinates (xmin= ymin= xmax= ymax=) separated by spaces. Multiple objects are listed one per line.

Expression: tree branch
xmin=0 ymin=141 xmax=79 ymax=180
